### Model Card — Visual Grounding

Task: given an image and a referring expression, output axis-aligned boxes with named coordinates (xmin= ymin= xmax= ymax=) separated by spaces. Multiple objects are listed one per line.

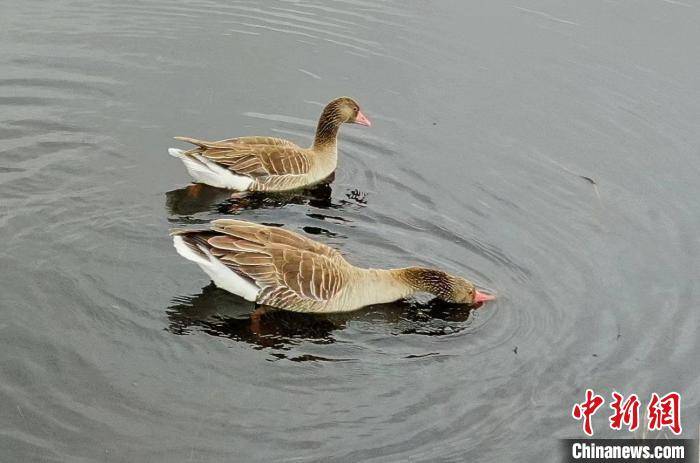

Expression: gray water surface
xmin=1 ymin=1 xmax=699 ymax=461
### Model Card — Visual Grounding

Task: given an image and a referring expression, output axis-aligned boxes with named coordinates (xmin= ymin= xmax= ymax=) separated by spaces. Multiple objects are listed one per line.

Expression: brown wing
xmin=174 ymin=136 xmax=307 ymax=180
xmin=194 ymin=223 xmax=348 ymax=308
xmin=174 ymin=136 xmax=299 ymax=149
xmin=214 ymin=244 xmax=348 ymax=306
xmin=173 ymin=221 xmax=349 ymax=309
xmin=210 ymin=219 xmax=342 ymax=261
xmin=199 ymin=145 xmax=311 ymax=179
xmin=214 ymin=136 xmax=299 ymax=148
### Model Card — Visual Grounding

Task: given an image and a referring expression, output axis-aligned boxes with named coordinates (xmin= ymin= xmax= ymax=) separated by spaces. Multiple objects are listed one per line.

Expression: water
xmin=1 ymin=1 xmax=698 ymax=461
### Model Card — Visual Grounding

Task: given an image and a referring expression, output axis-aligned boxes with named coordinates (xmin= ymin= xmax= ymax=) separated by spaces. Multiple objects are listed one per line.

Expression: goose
xmin=168 ymin=97 xmax=370 ymax=192
xmin=172 ymin=219 xmax=495 ymax=313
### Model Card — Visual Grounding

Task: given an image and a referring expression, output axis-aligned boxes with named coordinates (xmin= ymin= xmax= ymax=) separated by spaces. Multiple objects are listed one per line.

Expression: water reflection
xmin=164 ymin=175 xmax=372 ymax=217
xmin=166 ymin=283 xmax=343 ymax=351
xmin=166 ymin=284 xmax=481 ymax=357
xmin=165 ymin=183 xmax=238 ymax=216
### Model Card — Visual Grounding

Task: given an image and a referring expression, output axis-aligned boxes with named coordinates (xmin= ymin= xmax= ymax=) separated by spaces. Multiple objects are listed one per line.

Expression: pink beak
xmin=474 ymin=290 xmax=496 ymax=304
xmin=354 ymin=110 xmax=371 ymax=127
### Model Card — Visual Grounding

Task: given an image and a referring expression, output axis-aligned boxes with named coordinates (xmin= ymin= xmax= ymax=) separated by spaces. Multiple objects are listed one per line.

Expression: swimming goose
xmin=172 ymin=219 xmax=495 ymax=313
xmin=168 ymin=97 xmax=370 ymax=192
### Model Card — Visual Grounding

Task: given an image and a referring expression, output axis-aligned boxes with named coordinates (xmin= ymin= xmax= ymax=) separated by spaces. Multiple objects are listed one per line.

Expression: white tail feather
xmin=167 ymin=148 xmax=253 ymax=191
xmin=173 ymin=236 xmax=260 ymax=301
xmin=168 ymin=148 xmax=185 ymax=158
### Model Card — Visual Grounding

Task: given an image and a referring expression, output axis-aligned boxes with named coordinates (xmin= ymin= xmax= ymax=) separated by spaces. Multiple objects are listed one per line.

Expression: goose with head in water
xmin=172 ymin=219 xmax=495 ymax=313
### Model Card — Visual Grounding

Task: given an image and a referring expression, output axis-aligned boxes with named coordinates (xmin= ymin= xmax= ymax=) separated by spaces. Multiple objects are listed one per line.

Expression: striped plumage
xmin=172 ymin=220 xmax=495 ymax=313
xmin=168 ymin=97 xmax=371 ymax=192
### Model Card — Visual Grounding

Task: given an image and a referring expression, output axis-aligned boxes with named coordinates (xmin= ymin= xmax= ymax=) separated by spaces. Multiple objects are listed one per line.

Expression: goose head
xmin=321 ymin=97 xmax=371 ymax=127
xmin=447 ymin=275 xmax=496 ymax=304
xmin=399 ymin=267 xmax=495 ymax=305
xmin=313 ymin=97 xmax=371 ymax=150
xmin=339 ymin=96 xmax=371 ymax=126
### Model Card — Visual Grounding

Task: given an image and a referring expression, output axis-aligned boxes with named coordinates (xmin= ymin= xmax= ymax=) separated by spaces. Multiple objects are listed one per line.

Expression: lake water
xmin=1 ymin=0 xmax=698 ymax=461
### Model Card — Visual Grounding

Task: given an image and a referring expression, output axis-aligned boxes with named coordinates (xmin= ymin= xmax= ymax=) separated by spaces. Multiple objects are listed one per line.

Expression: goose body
xmin=172 ymin=220 xmax=495 ymax=313
xmin=168 ymin=97 xmax=371 ymax=192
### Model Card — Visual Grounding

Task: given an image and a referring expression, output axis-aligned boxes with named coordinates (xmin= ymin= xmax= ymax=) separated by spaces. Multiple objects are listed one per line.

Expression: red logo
xmin=572 ymin=390 xmax=682 ymax=436
xmin=609 ymin=392 xmax=640 ymax=432
xmin=572 ymin=389 xmax=605 ymax=436
xmin=647 ymin=392 xmax=682 ymax=435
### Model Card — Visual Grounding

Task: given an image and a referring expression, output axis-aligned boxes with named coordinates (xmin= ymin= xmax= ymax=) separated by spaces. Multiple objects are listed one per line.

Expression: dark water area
xmin=1 ymin=1 xmax=699 ymax=461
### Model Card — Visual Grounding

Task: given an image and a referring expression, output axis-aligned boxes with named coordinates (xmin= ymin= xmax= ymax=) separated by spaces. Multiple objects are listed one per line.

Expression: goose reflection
xmin=166 ymin=283 xmax=342 ymax=350
xmin=165 ymin=175 xmax=370 ymax=217
xmin=166 ymin=284 xmax=480 ymax=356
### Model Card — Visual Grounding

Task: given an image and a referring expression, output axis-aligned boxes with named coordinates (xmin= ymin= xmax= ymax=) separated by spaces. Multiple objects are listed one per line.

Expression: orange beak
xmin=474 ymin=290 xmax=496 ymax=304
xmin=354 ymin=110 xmax=371 ymax=127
